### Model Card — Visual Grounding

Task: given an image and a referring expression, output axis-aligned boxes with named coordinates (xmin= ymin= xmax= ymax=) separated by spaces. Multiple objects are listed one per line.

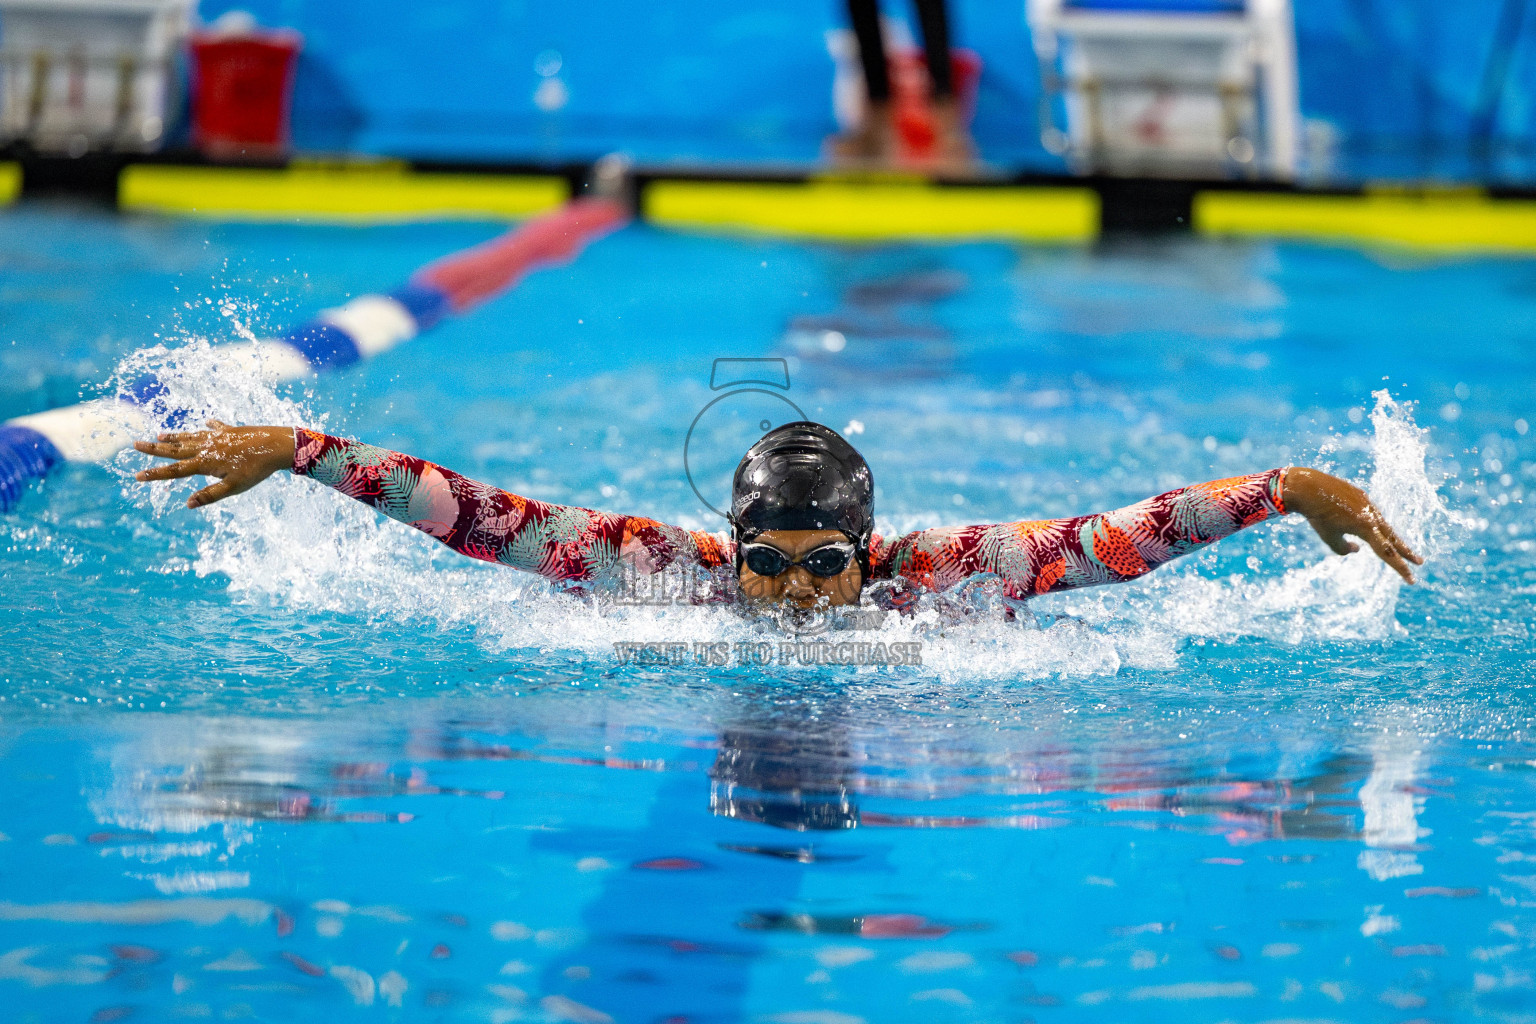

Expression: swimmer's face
xmin=737 ymin=528 xmax=863 ymax=609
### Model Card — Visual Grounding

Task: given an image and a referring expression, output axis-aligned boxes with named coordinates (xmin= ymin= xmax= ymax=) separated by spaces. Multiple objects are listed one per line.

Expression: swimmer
xmin=133 ymin=419 xmax=1421 ymax=611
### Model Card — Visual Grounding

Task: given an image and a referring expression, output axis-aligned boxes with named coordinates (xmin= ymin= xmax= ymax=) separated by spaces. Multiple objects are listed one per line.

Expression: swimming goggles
xmin=740 ymin=541 xmax=856 ymax=579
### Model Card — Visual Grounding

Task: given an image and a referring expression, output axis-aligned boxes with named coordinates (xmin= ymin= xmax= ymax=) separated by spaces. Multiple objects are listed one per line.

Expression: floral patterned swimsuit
xmin=293 ymin=429 xmax=1287 ymax=603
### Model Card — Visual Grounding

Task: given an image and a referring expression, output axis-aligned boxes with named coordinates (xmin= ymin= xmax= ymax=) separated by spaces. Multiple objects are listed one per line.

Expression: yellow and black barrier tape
xmin=644 ymin=176 xmax=1100 ymax=243
xmin=119 ymin=160 xmax=568 ymax=222
xmin=1194 ymin=186 xmax=1536 ymax=253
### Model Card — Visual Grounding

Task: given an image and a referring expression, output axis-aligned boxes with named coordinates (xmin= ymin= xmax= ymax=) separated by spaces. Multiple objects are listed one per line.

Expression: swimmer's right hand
xmin=133 ymin=421 xmax=295 ymax=509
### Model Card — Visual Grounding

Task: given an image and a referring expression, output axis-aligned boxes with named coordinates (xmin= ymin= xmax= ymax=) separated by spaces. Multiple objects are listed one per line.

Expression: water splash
xmin=119 ymin=339 xmax=1450 ymax=680
xmin=1062 ymin=390 xmax=1455 ymax=644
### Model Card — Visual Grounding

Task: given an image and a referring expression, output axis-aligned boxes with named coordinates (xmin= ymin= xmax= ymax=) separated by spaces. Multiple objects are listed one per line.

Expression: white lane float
xmin=0 ymin=195 xmax=629 ymax=511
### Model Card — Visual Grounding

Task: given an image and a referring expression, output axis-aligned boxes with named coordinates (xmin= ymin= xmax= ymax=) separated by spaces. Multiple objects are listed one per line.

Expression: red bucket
xmin=189 ymin=31 xmax=302 ymax=159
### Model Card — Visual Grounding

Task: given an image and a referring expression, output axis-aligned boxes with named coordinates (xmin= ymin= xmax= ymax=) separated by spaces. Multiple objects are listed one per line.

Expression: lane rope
xmin=0 ymin=194 xmax=629 ymax=511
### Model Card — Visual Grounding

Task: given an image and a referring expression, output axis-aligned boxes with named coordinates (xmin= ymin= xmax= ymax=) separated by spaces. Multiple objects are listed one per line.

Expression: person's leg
xmin=911 ymin=0 xmax=974 ymax=166
xmin=912 ymin=0 xmax=953 ymax=100
xmin=848 ymin=0 xmax=892 ymax=104
xmin=829 ymin=0 xmax=896 ymax=161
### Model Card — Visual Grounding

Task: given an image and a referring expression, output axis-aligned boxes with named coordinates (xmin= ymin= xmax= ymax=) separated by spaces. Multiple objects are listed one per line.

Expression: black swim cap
xmin=730 ymin=421 xmax=874 ymax=578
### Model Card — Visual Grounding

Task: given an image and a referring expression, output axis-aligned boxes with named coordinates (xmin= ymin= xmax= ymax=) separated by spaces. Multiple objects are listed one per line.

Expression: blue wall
xmin=201 ymin=0 xmax=1536 ymax=184
xmin=1295 ymin=0 xmax=1536 ymax=183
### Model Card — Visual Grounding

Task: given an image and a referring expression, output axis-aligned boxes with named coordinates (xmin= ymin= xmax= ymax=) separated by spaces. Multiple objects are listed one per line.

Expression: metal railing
xmin=0 ymin=48 xmax=174 ymax=153
xmin=1038 ymin=71 xmax=1265 ymax=177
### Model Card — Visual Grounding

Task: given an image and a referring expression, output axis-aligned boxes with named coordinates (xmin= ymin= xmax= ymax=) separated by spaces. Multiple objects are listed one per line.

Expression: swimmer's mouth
xmin=743 ymin=594 xmax=831 ymax=620
xmin=775 ymin=605 xmax=828 ymax=629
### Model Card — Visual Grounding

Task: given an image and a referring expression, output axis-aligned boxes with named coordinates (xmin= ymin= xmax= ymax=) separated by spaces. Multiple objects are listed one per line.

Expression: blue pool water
xmin=2 ymin=202 xmax=1535 ymax=1022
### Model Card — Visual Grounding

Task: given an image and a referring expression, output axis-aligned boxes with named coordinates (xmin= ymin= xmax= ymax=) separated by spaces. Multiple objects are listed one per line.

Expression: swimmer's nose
xmin=781 ymin=567 xmax=816 ymax=601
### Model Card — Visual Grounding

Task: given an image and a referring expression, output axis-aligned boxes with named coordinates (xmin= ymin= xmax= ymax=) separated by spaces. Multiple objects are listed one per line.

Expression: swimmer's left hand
xmin=133 ymin=421 xmax=296 ymax=509
xmin=1283 ymin=467 xmax=1424 ymax=584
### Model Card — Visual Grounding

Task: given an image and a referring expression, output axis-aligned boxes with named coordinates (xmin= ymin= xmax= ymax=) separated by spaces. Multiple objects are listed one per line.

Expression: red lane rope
xmin=413 ymin=197 xmax=631 ymax=313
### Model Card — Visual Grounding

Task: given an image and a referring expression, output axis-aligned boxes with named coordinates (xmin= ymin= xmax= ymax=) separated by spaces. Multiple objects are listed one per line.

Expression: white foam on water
xmin=118 ymin=340 xmax=1452 ymax=682
xmin=1056 ymin=390 xmax=1458 ymax=644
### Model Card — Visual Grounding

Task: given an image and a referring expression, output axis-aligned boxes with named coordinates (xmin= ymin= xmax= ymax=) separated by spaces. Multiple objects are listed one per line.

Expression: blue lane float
xmin=0 ymin=196 xmax=629 ymax=512
xmin=0 ymin=424 xmax=62 ymax=511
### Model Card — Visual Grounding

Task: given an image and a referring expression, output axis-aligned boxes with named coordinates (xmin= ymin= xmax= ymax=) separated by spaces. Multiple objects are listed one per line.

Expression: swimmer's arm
xmin=1033 ymin=467 xmax=1420 ymax=591
xmin=134 ymin=423 xmax=725 ymax=582
xmin=883 ymin=467 xmax=1419 ymax=597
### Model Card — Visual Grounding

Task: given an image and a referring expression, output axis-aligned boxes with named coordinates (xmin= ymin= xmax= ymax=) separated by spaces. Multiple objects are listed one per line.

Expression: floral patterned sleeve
xmin=291 ymin=429 xmax=730 ymax=584
xmin=873 ymin=469 xmax=1288 ymax=599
